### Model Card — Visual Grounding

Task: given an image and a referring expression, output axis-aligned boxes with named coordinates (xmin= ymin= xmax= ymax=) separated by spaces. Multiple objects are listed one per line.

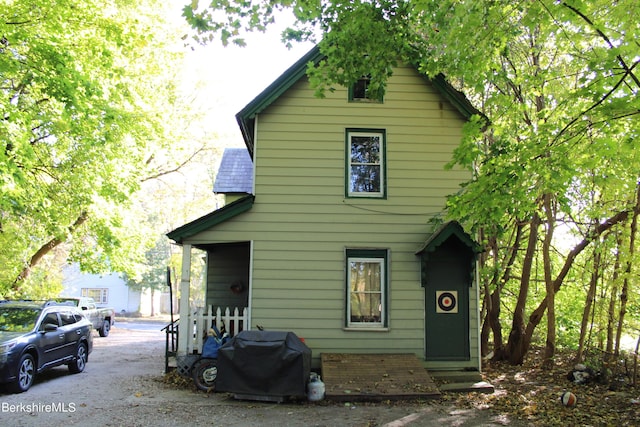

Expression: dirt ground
xmin=0 ymin=322 xmax=530 ymax=427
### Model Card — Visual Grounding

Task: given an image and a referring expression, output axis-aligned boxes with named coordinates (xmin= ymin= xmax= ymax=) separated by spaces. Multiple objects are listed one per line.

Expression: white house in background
xmin=61 ymin=264 xmax=165 ymax=315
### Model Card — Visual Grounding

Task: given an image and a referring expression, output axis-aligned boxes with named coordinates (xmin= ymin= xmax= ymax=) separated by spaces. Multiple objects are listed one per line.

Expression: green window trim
xmin=345 ymin=248 xmax=389 ymax=329
xmin=345 ymin=128 xmax=387 ymax=199
xmin=348 ymin=76 xmax=384 ymax=103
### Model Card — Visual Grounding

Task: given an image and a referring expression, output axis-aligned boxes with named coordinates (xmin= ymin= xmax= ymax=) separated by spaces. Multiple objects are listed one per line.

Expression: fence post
xmin=242 ymin=307 xmax=247 ymax=332
xmin=232 ymin=307 xmax=239 ymax=336
xmin=192 ymin=305 xmax=249 ymax=355
xmin=190 ymin=307 xmax=200 ymax=354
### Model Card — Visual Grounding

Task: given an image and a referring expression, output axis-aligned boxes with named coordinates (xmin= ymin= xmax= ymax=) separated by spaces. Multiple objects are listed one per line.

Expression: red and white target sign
xmin=436 ymin=291 xmax=458 ymax=314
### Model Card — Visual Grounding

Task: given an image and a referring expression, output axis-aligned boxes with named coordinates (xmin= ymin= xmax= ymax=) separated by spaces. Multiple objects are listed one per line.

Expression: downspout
xmin=473 ymin=134 xmax=483 ymax=372
xmin=247 ymin=240 xmax=254 ymax=331
xmin=251 ymin=114 xmax=258 ymax=195
xmin=246 ymin=114 xmax=258 ymax=331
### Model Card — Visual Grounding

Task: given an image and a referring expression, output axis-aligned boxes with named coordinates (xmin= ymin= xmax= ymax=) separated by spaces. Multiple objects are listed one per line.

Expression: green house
xmin=167 ymin=46 xmax=482 ymax=374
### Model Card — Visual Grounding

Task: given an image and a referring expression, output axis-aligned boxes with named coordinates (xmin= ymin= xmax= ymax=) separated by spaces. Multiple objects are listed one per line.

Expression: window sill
xmin=343 ymin=327 xmax=389 ymax=332
xmin=346 ymin=195 xmax=386 ymax=199
xmin=348 ymin=99 xmax=383 ymax=104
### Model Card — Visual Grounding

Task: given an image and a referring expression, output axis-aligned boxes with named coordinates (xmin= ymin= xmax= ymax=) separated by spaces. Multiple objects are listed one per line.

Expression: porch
xmin=320 ymin=353 xmax=441 ymax=401
xmin=164 ymin=236 xmax=251 ymax=376
xmin=165 ymin=305 xmax=248 ymax=375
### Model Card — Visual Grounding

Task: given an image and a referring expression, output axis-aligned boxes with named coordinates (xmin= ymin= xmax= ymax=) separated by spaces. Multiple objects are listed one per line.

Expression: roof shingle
xmin=213 ymin=148 xmax=253 ymax=194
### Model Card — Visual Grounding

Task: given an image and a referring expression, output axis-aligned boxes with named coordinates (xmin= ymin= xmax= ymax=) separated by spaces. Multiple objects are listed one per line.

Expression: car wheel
xmin=69 ymin=343 xmax=88 ymax=374
xmin=11 ymin=353 xmax=35 ymax=393
xmin=98 ymin=319 xmax=110 ymax=337
xmin=193 ymin=358 xmax=217 ymax=391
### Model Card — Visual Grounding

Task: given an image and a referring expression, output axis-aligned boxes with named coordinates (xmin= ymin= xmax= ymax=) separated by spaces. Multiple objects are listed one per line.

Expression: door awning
xmin=416 ymin=221 xmax=481 ymax=261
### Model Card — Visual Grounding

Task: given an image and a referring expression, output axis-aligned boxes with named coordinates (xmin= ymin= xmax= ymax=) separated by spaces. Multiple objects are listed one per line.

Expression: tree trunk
xmin=542 ymin=193 xmax=556 ymax=369
xmin=517 ymin=190 xmax=638 ymax=364
xmin=614 ymin=185 xmax=639 ymax=358
xmin=489 ymin=222 xmax=524 ymax=361
xmin=604 ymin=232 xmax=622 ymax=367
xmin=576 ymin=247 xmax=601 ymax=363
xmin=488 ymin=287 xmax=505 ymax=359
xmin=480 ymin=281 xmax=492 ymax=357
xmin=150 ymin=288 xmax=156 ymax=317
xmin=11 ymin=211 xmax=89 ymax=292
xmin=505 ymin=213 xmax=540 ymax=365
xmin=633 ymin=335 xmax=639 ymax=386
xmin=479 ymin=228 xmax=492 ymax=357
xmin=481 ymin=233 xmax=506 ymax=358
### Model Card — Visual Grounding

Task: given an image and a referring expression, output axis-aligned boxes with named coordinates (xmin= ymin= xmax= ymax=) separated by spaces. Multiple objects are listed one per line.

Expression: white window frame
xmin=346 ymin=249 xmax=388 ymax=329
xmin=346 ymin=129 xmax=386 ymax=198
xmin=81 ymin=288 xmax=109 ymax=304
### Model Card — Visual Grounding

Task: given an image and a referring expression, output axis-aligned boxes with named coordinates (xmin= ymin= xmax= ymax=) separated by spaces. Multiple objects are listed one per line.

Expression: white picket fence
xmin=188 ymin=306 xmax=248 ymax=354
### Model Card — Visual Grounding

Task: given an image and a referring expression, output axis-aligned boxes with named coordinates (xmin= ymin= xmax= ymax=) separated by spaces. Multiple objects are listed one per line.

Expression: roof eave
xmin=235 ymin=45 xmax=324 ymax=157
xmin=431 ymin=73 xmax=485 ymax=122
xmin=416 ymin=221 xmax=481 ymax=256
xmin=166 ymin=195 xmax=255 ymax=244
xmin=235 ymin=45 xmax=486 ymax=155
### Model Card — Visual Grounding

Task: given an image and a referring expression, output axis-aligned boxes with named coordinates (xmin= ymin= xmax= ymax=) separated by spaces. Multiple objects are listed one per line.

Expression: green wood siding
xmin=191 ymin=63 xmax=479 ymax=370
xmin=205 ymin=242 xmax=250 ymax=310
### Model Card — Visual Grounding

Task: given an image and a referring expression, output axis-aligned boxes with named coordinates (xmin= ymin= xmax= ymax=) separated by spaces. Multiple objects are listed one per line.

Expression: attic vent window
xmin=349 ymin=76 xmax=383 ymax=103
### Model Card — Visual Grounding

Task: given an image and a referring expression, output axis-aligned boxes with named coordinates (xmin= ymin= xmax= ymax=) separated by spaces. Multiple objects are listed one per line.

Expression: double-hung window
xmin=81 ymin=288 xmax=109 ymax=304
xmin=346 ymin=249 xmax=388 ymax=328
xmin=346 ymin=129 xmax=386 ymax=198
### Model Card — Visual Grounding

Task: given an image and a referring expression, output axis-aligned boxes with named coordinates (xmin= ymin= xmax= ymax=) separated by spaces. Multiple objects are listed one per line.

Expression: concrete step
xmin=438 ymin=380 xmax=495 ymax=394
xmin=429 ymin=370 xmax=483 ymax=382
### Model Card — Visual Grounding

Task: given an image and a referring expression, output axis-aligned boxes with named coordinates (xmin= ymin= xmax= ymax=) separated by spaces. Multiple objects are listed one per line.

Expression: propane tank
xmin=307 ymin=372 xmax=325 ymax=402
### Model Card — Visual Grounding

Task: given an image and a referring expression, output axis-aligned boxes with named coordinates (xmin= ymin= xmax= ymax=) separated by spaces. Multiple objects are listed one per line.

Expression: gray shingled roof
xmin=213 ymin=148 xmax=253 ymax=194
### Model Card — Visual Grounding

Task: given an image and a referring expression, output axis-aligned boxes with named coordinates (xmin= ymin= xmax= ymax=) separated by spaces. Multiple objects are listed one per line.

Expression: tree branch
xmin=11 ymin=211 xmax=89 ymax=292
xmin=523 ymin=181 xmax=640 ymax=340
xmin=554 ymin=60 xmax=639 ymax=143
xmin=562 ymin=1 xmax=640 ymax=89
xmin=141 ymin=145 xmax=208 ymax=182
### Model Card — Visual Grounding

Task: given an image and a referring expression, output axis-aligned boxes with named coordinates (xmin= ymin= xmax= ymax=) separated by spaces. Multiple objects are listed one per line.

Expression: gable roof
xmin=236 ymin=45 xmax=482 ymax=157
xmin=213 ymin=148 xmax=253 ymax=194
xmin=166 ymin=195 xmax=255 ymax=244
xmin=236 ymin=46 xmax=324 ymax=157
xmin=416 ymin=221 xmax=481 ymax=257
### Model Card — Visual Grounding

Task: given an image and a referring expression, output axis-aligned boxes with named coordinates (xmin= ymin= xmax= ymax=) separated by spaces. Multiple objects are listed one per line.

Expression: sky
xmin=175 ymin=8 xmax=316 ymax=148
xmin=157 ymin=5 xmax=316 ymax=218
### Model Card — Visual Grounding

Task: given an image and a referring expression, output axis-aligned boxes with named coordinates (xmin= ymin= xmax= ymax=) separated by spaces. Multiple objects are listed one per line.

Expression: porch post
xmin=177 ymin=244 xmax=192 ymax=356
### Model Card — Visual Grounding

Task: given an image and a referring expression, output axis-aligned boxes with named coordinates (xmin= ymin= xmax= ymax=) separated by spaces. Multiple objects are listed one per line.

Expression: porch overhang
xmin=416 ymin=221 xmax=481 ymax=260
xmin=166 ymin=195 xmax=255 ymax=244
xmin=415 ymin=221 xmax=482 ymax=288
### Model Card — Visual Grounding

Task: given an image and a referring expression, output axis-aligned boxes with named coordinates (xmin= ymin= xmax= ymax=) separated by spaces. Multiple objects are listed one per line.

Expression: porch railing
xmin=189 ymin=305 xmax=248 ymax=355
xmin=162 ymin=319 xmax=178 ymax=374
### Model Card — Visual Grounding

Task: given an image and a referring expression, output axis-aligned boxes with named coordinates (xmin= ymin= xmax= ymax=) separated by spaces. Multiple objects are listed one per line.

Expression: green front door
xmin=423 ymin=238 xmax=471 ymax=361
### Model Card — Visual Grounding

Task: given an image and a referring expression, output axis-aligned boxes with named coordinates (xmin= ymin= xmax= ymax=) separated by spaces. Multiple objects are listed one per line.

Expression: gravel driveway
xmin=0 ymin=322 xmax=529 ymax=426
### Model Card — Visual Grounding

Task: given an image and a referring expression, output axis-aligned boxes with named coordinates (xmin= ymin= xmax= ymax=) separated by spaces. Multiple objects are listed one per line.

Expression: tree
xmin=125 ymin=237 xmax=170 ymax=316
xmin=124 ymin=145 xmax=224 ymax=314
xmin=0 ymin=0 xmax=194 ymax=296
xmin=183 ymin=0 xmax=640 ymax=365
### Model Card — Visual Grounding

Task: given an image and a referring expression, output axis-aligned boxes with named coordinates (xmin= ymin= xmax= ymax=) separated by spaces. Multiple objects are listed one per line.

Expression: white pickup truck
xmin=55 ymin=297 xmax=115 ymax=337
